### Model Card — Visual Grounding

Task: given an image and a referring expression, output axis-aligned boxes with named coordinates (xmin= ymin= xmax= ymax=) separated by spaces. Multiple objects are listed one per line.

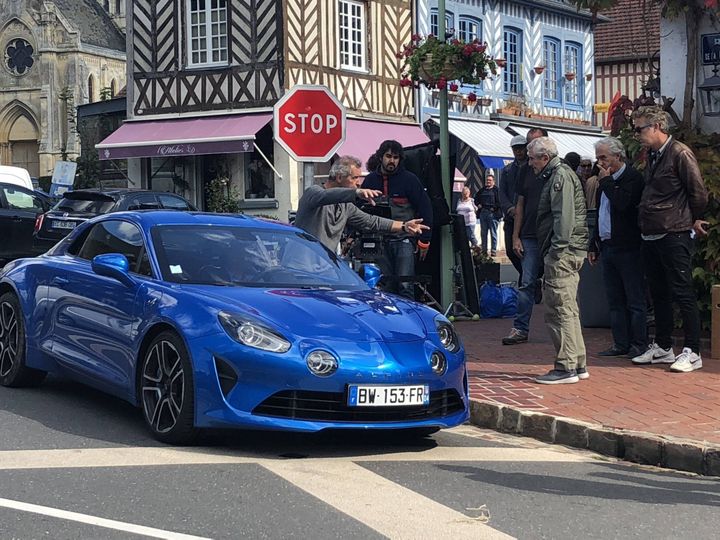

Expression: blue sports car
xmin=0 ymin=211 xmax=469 ymax=443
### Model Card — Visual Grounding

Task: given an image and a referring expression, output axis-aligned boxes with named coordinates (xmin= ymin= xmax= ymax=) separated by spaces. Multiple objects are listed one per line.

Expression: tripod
xmin=444 ymin=250 xmax=479 ymax=320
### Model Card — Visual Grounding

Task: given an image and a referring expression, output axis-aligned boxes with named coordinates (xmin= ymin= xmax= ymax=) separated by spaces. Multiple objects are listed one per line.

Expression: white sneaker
xmin=669 ymin=347 xmax=703 ymax=373
xmin=631 ymin=342 xmax=675 ymax=365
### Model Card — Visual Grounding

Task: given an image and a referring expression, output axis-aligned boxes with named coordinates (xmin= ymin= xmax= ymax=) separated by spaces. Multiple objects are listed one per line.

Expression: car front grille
xmin=252 ymin=389 xmax=464 ymax=422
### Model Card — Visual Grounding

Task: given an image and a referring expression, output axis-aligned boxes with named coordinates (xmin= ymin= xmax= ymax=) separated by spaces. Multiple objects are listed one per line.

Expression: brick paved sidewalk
xmin=456 ymin=305 xmax=720 ymax=446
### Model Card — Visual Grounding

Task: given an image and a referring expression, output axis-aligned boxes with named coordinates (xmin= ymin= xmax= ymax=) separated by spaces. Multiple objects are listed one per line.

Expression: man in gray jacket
xmin=294 ymin=155 xmax=428 ymax=255
xmin=530 ymin=137 xmax=589 ymax=385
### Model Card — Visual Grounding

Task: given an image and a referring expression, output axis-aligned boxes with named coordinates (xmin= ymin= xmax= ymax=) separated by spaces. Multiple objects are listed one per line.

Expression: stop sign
xmin=274 ymin=85 xmax=346 ymax=162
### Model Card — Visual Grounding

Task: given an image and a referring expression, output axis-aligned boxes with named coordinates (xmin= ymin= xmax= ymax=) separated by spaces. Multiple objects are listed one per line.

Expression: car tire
xmin=0 ymin=292 xmax=47 ymax=388
xmin=139 ymin=331 xmax=197 ymax=444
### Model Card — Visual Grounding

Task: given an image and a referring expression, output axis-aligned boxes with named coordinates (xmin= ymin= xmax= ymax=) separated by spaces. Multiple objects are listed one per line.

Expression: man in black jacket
xmin=499 ymin=135 xmax=529 ymax=278
xmin=362 ymin=140 xmax=433 ymax=298
xmin=588 ymin=137 xmax=646 ymax=359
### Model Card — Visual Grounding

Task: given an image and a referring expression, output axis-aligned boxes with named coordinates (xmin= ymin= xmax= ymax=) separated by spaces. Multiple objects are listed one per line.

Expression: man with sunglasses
xmin=631 ymin=106 xmax=709 ymax=373
xmin=295 ymin=155 xmax=428 ymax=255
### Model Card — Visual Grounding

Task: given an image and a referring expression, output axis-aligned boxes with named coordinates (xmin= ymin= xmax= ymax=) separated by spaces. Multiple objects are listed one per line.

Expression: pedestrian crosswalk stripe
xmin=0 ymin=497 xmax=210 ymax=540
xmin=0 ymin=445 xmax=592 ymax=471
xmin=261 ymin=460 xmax=514 ymax=539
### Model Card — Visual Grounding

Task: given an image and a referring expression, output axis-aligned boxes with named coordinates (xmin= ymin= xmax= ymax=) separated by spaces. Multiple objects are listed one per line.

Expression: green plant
xmin=205 ymin=176 xmax=242 ymax=213
xmin=472 ymin=248 xmax=495 ymax=266
xmin=398 ymin=34 xmax=498 ymax=89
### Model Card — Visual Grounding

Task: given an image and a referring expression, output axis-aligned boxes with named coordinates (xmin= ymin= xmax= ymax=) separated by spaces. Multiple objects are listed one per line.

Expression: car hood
xmin=190 ymin=286 xmax=428 ymax=343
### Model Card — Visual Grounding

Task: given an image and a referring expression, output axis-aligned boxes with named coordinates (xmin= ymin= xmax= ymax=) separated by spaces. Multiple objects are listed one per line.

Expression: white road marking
xmin=0 ymin=497 xmax=210 ymax=540
xmin=262 ymin=460 xmax=515 ymax=539
xmin=0 ymin=445 xmax=592 ymax=471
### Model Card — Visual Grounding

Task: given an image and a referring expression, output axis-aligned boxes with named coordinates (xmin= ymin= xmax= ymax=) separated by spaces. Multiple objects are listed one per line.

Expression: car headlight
xmin=218 ymin=311 xmax=291 ymax=353
xmin=435 ymin=317 xmax=460 ymax=353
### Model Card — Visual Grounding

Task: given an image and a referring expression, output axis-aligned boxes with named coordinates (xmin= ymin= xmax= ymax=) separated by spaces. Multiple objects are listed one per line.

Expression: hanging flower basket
xmin=585 ymin=73 xmax=593 ymax=81
xmin=565 ymin=72 xmax=576 ymax=81
xmin=533 ymin=66 xmax=545 ymax=75
xmin=398 ymin=35 xmax=499 ymax=88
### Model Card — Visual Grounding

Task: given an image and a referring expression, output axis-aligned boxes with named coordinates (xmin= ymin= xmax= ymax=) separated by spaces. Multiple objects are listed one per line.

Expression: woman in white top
xmin=456 ymin=186 xmax=479 ymax=247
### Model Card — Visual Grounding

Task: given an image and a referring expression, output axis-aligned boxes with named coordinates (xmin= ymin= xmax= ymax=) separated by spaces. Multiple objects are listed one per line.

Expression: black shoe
xmin=576 ymin=367 xmax=590 ymax=380
xmin=597 ymin=346 xmax=629 ymax=357
xmin=502 ymin=328 xmax=528 ymax=345
xmin=535 ymin=369 xmax=579 ymax=384
xmin=625 ymin=346 xmax=645 ymax=359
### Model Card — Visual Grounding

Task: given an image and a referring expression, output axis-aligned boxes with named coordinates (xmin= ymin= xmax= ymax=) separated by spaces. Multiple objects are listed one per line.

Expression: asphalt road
xmin=1 ymin=374 xmax=719 ymax=539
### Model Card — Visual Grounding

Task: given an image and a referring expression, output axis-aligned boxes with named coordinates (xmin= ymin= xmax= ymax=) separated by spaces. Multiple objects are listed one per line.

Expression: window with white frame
xmin=339 ymin=0 xmax=366 ymax=71
xmin=543 ymin=38 xmax=561 ymax=103
xmin=503 ymin=28 xmax=521 ymax=95
xmin=458 ymin=17 xmax=481 ymax=43
xmin=564 ymin=42 xmax=582 ymax=106
xmin=430 ymin=9 xmax=453 ymax=38
xmin=187 ymin=0 xmax=228 ymax=67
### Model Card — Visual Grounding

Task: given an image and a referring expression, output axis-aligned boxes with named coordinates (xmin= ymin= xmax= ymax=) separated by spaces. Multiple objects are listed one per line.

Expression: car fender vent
xmin=214 ymin=357 xmax=239 ymax=397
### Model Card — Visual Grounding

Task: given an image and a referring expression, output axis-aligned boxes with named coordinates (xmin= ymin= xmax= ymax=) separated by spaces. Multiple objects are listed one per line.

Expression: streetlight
xmin=698 ymin=64 xmax=720 ymax=116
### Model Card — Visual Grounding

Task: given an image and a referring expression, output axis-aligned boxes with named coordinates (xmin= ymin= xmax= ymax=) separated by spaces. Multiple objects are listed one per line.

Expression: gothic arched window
xmin=5 ymin=38 xmax=34 ymax=75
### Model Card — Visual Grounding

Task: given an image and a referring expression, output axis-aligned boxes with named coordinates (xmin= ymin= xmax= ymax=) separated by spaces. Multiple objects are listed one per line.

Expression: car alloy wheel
xmin=0 ymin=292 xmax=46 ymax=387
xmin=140 ymin=331 xmax=196 ymax=444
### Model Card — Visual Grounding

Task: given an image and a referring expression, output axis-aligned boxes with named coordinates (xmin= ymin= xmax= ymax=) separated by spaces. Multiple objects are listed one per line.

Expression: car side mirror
xmin=92 ymin=253 xmax=136 ymax=288
xmin=359 ymin=263 xmax=382 ymax=288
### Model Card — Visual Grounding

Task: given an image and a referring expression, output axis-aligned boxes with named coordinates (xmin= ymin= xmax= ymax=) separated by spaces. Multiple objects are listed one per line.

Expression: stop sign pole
xmin=273 ymin=85 xmax=347 ymax=190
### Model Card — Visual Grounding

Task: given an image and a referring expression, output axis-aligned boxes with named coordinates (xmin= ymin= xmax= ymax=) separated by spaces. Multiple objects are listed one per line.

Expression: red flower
xmin=399 ymin=78 xmax=413 ymax=87
xmin=467 ymin=92 xmax=477 ymax=102
xmin=437 ymin=78 xmax=447 ymax=90
xmin=449 ymin=83 xmax=459 ymax=92
xmin=462 ymin=45 xmax=474 ymax=57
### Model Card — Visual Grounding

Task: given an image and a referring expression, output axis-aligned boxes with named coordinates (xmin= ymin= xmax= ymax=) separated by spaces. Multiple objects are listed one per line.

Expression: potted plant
xmin=398 ymin=34 xmax=500 ymax=88
xmin=565 ymin=72 xmax=576 ymax=81
xmin=534 ymin=65 xmax=545 ymax=75
xmin=472 ymin=249 xmax=501 ymax=283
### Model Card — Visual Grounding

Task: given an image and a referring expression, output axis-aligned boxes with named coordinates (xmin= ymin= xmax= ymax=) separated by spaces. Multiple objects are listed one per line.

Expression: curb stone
xmin=469 ymin=398 xmax=720 ymax=476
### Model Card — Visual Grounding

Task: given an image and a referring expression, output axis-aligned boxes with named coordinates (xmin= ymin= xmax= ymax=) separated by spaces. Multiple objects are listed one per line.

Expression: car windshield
xmin=151 ymin=225 xmax=368 ymax=289
xmin=52 ymin=196 xmax=115 ymax=214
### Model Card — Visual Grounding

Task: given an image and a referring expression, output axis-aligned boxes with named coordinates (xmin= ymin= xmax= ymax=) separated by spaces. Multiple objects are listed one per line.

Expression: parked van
xmin=0 ymin=165 xmax=33 ymax=190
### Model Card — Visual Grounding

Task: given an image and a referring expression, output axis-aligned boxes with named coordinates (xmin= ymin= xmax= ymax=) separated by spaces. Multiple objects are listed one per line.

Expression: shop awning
xmin=509 ymin=125 xmax=603 ymax=159
xmin=335 ymin=119 xmax=430 ymax=170
xmin=96 ymin=113 xmax=273 ymax=160
xmin=434 ymin=118 xmax=515 ymax=170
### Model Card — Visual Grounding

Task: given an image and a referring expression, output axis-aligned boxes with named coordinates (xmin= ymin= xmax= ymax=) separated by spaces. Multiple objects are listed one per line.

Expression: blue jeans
xmin=513 ymin=238 xmax=541 ymax=333
xmin=466 ymin=225 xmax=479 ymax=246
xmin=385 ymin=238 xmax=416 ymax=299
xmin=601 ymin=243 xmax=647 ymax=351
xmin=478 ymin=210 xmax=498 ymax=252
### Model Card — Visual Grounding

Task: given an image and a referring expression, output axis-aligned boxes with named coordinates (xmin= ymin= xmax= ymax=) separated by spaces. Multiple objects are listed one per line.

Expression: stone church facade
xmin=0 ymin=0 xmax=125 ymax=179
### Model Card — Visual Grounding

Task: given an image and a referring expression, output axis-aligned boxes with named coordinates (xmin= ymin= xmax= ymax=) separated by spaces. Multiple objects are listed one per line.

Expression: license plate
xmin=52 ymin=220 xmax=77 ymax=230
xmin=347 ymin=385 xmax=430 ymax=407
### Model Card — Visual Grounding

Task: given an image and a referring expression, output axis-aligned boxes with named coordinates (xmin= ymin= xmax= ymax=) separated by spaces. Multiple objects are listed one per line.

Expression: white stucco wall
xmin=661 ymin=14 xmax=720 ymax=133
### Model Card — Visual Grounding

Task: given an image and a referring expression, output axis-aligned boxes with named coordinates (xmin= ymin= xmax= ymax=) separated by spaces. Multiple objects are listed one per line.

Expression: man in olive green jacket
xmin=529 ymin=137 xmax=589 ymax=384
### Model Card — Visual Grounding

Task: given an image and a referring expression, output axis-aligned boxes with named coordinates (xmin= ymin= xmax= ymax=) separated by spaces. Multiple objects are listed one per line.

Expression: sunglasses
xmin=633 ymin=124 xmax=654 ymax=134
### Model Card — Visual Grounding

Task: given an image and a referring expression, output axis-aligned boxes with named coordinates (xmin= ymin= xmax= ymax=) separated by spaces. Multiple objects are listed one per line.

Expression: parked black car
xmin=0 ymin=182 xmax=53 ymax=265
xmin=34 ymin=189 xmax=196 ymax=251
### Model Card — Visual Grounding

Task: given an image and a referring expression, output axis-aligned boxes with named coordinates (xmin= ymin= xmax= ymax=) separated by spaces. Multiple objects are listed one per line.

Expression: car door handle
xmin=51 ymin=277 xmax=69 ymax=286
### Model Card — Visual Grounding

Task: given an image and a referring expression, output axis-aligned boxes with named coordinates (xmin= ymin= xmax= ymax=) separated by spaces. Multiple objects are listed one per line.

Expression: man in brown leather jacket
xmin=631 ymin=106 xmax=709 ymax=373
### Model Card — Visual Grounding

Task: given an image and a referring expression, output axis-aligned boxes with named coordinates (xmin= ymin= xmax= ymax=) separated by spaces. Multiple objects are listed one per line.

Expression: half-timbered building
xmin=420 ymin=0 xmax=603 ymax=193
xmin=101 ymin=0 xmax=429 ymax=219
xmin=0 ymin=0 xmax=125 ymax=178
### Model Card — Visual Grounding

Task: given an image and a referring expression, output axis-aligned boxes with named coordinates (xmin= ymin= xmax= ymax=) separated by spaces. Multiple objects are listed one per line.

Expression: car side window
xmin=1 ymin=186 xmax=44 ymax=212
xmin=158 ymin=194 xmax=191 ymax=211
xmin=125 ymin=193 xmax=160 ymax=211
xmin=76 ymin=220 xmax=153 ymax=277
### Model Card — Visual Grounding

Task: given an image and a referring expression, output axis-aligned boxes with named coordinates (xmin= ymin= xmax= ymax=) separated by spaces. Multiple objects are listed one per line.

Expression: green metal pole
xmin=438 ymin=0 xmax=454 ymax=310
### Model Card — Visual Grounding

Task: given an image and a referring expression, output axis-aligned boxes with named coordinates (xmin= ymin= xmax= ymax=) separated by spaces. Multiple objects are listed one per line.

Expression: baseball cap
xmin=510 ymin=135 xmax=527 ymax=147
